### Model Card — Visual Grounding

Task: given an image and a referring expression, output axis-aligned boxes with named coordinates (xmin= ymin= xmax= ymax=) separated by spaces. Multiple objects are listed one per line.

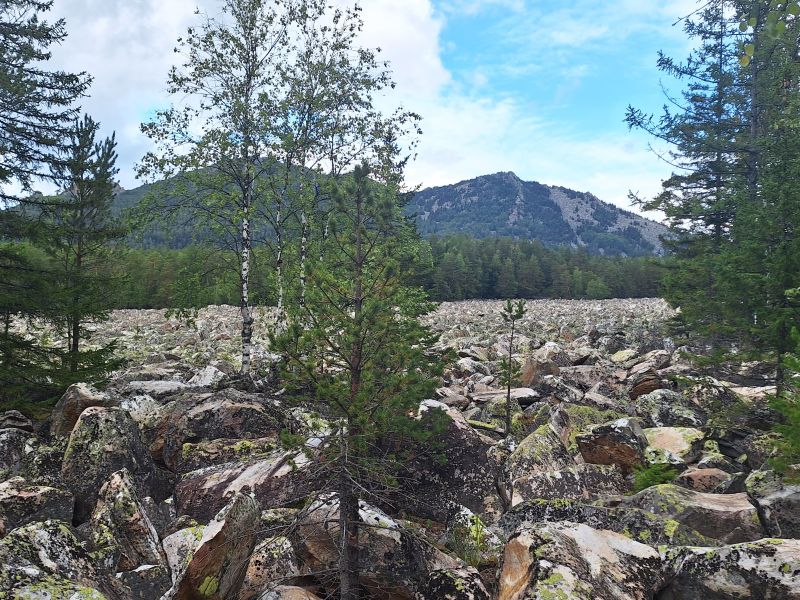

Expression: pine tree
xmin=499 ymin=299 xmax=526 ymax=436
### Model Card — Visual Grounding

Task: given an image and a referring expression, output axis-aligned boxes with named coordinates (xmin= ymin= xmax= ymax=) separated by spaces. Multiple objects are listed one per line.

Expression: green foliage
xmin=770 ymin=326 xmax=800 ymax=478
xmin=631 ymin=463 xmax=679 ymax=493
xmin=449 ymin=514 xmax=491 ymax=568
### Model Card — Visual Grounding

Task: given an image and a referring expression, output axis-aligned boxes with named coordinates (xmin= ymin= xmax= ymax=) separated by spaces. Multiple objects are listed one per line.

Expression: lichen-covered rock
xmin=674 ymin=468 xmax=735 ymax=493
xmin=746 ymin=470 xmax=800 ymax=538
xmin=118 ymin=564 xmax=171 ymax=600
xmin=0 ymin=409 xmax=34 ymax=432
xmin=399 ymin=401 xmax=504 ymax=523
xmin=500 ymin=498 xmax=719 ymax=547
xmin=0 ymin=519 xmax=121 ymax=598
xmin=173 ymin=437 xmax=277 ymax=474
xmin=628 ymin=369 xmax=665 ymax=400
xmin=506 ymin=423 xmax=574 ymax=483
xmin=19 ymin=437 xmax=67 ymax=488
xmin=0 ymin=477 xmax=73 ymax=533
xmin=619 ymin=484 xmax=763 ymax=544
xmin=174 ymin=450 xmax=312 ymax=523
xmin=511 ymin=464 xmax=625 ymax=506
xmin=292 ymin=494 xmax=460 ymax=598
xmin=162 ymin=524 xmax=205 ymax=584
xmin=635 ymin=389 xmax=706 ymax=428
xmin=255 ymin=587 xmax=321 ymax=600
xmin=454 ymin=357 xmax=491 ymax=378
xmin=61 ymin=406 xmax=163 ymax=523
xmin=89 ymin=469 xmax=166 ymax=573
xmin=0 ymin=427 xmax=33 ymax=481
xmin=414 ymin=568 xmax=490 ymax=600
xmin=644 ymin=427 xmax=705 ymax=466
xmin=239 ymin=537 xmax=302 ymax=600
xmin=157 ymin=388 xmax=284 ymax=472
xmin=576 ymin=417 xmax=648 ymax=475
xmin=50 ymin=382 xmax=114 ymax=437
xmin=497 ymin=522 xmax=662 ymax=600
xmin=659 ymin=538 xmax=800 ymax=599
xmin=166 ymin=492 xmax=260 ymax=600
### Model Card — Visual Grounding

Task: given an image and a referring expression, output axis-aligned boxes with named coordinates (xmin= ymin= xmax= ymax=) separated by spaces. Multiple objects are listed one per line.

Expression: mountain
xmin=408 ymin=172 xmax=668 ymax=256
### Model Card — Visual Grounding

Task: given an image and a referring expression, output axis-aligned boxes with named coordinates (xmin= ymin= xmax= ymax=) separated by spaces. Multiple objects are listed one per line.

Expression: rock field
xmin=1 ymin=298 xmax=799 ymax=599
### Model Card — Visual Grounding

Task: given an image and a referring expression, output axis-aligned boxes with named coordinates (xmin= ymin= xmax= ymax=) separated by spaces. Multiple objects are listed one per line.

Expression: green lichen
xmin=781 ymin=563 xmax=792 ymax=574
xmin=664 ymin=519 xmax=680 ymax=539
xmin=198 ymin=575 xmax=219 ymax=597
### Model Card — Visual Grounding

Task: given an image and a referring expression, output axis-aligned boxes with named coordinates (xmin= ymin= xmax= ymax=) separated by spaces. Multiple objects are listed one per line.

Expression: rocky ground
xmin=1 ymin=299 xmax=799 ymax=599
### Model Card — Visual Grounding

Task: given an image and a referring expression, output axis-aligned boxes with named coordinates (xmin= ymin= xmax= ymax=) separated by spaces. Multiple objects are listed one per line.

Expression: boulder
xmin=0 ymin=477 xmax=73 ymax=533
xmin=619 ymin=484 xmax=763 ymax=544
xmin=123 ymin=380 xmax=189 ymax=400
xmin=239 ymin=536 xmax=302 ymax=600
xmin=187 ymin=365 xmax=227 ymax=387
xmin=674 ymin=468 xmax=736 ymax=493
xmin=497 ymin=522 xmax=662 ymax=600
xmin=659 ymin=538 xmax=800 ymax=599
xmin=511 ymin=464 xmax=625 ymax=506
xmin=746 ymin=470 xmax=800 ymax=538
xmin=400 ymin=401 xmax=504 ymax=523
xmin=0 ymin=427 xmax=32 ymax=481
xmin=0 ymin=519 xmax=120 ymax=598
xmin=167 ymin=492 xmax=260 ymax=600
xmin=157 ymin=388 xmax=284 ymax=472
xmin=635 ymin=389 xmax=706 ymax=428
xmin=61 ymin=406 xmax=162 ymax=523
xmin=174 ymin=450 xmax=312 ymax=522
xmin=415 ymin=568 xmax=491 ymax=600
xmin=118 ymin=565 xmax=171 ymax=600
xmin=454 ymin=357 xmax=491 ymax=378
xmin=162 ymin=524 xmax=205 ymax=584
xmin=0 ymin=410 xmax=33 ymax=432
xmin=506 ymin=424 xmax=574 ymax=483
xmin=173 ymin=437 xmax=278 ymax=474
xmin=89 ymin=469 xmax=166 ymax=573
xmin=644 ymin=427 xmax=705 ymax=466
xmin=256 ymin=587 xmax=322 ymax=600
xmin=292 ymin=494 xmax=460 ymax=598
xmin=500 ymin=499 xmax=718 ymax=547
xmin=49 ymin=382 xmax=114 ymax=437
xmin=628 ymin=369 xmax=665 ymax=400
xmin=19 ymin=437 xmax=67 ymax=488
xmin=576 ymin=417 xmax=648 ymax=475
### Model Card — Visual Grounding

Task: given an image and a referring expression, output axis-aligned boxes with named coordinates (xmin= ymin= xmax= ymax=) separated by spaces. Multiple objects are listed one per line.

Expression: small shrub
xmin=631 ymin=463 xmax=678 ymax=493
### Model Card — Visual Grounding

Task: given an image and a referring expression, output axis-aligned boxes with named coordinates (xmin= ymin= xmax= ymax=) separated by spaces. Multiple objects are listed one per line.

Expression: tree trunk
xmin=300 ymin=210 xmax=308 ymax=307
xmin=240 ymin=214 xmax=253 ymax=376
xmin=505 ymin=321 xmax=515 ymax=436
xmin=339 ymin=438 xmax=360 ymax=600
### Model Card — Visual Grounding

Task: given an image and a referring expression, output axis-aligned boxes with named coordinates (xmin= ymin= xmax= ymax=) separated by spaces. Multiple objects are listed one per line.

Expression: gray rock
xmin=0 ymin=427 xmax=32 ymax=481
xmin=635 ymin=389 xmax=706 ymax=428
xmin=747 ymin=470 xmax=800 ymax=538
xmin=50 ymin=382 xmax=114 ymax=437
xmin=576 ymin=417 xmax=648 ymax=475
xmin=0 ymin=476 xmax=73 ymax=532
xmin=0 ymin=410 xmax=33 ymax=432
xmin=511 ymin=463 xmax=625 ymax=506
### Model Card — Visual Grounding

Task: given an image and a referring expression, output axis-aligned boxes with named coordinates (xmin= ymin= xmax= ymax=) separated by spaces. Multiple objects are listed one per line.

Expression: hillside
xmin=409 ymin=171 xmax=669 ymax=256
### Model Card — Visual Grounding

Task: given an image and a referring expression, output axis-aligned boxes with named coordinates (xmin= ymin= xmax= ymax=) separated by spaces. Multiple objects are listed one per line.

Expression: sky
xmin=45 ymin=0 xmax=701 ymax=219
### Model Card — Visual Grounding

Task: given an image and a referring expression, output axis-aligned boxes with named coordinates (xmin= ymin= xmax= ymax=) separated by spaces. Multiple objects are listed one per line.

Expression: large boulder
xmin=166 ymin=492 xmax=260 ymax=600
xmin=506 ymin=423 xmax=574 ymax=482
xmin=0 ymin=410 xmax=33 ymax=432
xmin=747 ymin=470 xmax=800 ymax=538
xmin=88 ymin=469 xmax=166 ymax=575
xmin=511 ymin=464 xmax=625 ymax=506
xmin=399 ymin=401 xmax=505 ymax=523
xmin=0 ymin=519 xmax=121 ymax=598
xmin=0 ymin=427 xmax=32 ymax=481
xmin=61 ymin=406 xmax=163 ymax=523
xmin=239 ymin=536 xmax=302 ymax=600
xmin=635 ymin=389 xmax=706 ymax=428
xmin=292 ymin=494 xmax=462 ymax=598
xmin=50 ymin=382 xmax=115 ymax=437
xmin=628 ymin=369 xmax=665 ymax=401
xmin=173 ymin=437 xmax=278 ymax=474
xmin=497 ymin=522 xmax=662 ymax=600
xmin=659 ymin=538 xmax=800 ymax=599
xmin=644 ymin=427 xmax=705 ymax=466
xmin=0 ymin=476 xmax=73 ymax=533
xmin=619 ymin=484 xmax=763 ymax=544
xmin=156 ymin=388 xmax=284 ymax=472
xmin=416 ymin=568 xmax=491 ymax=600
xmin=162 ymin=524 xmax=205 ymax=584
xmin=174 ymin=450 xmax=312 ymax=522
xmin=500 ymin=499 xmax=719 ymax=547
xmin=576 ymin=417 xmax=648 ymax=475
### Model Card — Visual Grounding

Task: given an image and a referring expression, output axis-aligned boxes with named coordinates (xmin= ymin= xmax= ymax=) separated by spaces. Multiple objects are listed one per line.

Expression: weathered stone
xmin=124 ymin=380 xmax=189 ymax=400
xmin=162 ymin=524 xmax=205 ymax=584
xmin=659 ymin=538 xmax=800 ymax=599
xmin=187 ymin=365 xmax=227 ymax=387
xmin=174 ymin=450 xmax=312 ymax=523
xmin=644 ymin=427 xmax=705 ymax=466
xmin=628 ymin=369 xmax=665 ymax=400
xmin=619 ymin=484 xmax=763 ymax=544
xmin=500 ymin=499 xmax=718 ymax=547
xmin=506 ymin=424 xmax=574 ymax=483
xmin=0 ymin=519 xmax=121 ymax=598
xmin=292 ymin=495 xmax=460 ymax=598
xmin=167 ymin=492 xmax=260 ymax=600
xmin=415 ymin=568 xmax=490 ymax=600
xmin=49 ymin=382 xmax=114 ymax=437
xmin=611 ymin=348 xmax=638 ymax=364
xmin=576 ymin=417 xmax=648 ymax=475
xmin=674 ymin=468 xmax=735 ymax=493
xmin=0 ymin=427 xmax=32 ymax=481
xmin=454 ymin=357 xmax=491 ymax=378
xmin=255 ymin=587 xmax=322 ymax=600
xmin=18 ymin=437 xmax=67 ymax=488
xmin=511 ymin=464 xmax=625 ymax=506
xmin=746 ymin=470 xmax=800 ymax=538
xmin=497 ymin=522 xmax=662 ymax=600
xmin=158 ymin=388 xmax=283 ymax=472
xmin=0 ymin=477 xmax=73 ymax=533
xmin=117 ymin=564 xmax=171 ymax=600
xmin=0 ymin=410 xmax=33 ymax=432
xmin=89 ymin=469 xmax=165 ymax=573
xmin=239 ymin=537 xmax=302 ymax=600
xmin=635 ymin=389 xmax=706 ymax=428
xmin=61 ymin=406 xmax=162 ymax=523
xmin=173 ymin=437 xmax=278 ymax=474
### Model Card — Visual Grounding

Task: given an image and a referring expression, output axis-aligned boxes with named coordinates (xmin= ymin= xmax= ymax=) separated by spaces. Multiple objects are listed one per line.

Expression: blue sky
xmin=45 ymin=0 xmax=700 ymax=219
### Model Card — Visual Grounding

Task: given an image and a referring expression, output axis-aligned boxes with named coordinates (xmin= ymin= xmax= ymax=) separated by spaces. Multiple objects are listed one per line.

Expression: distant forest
xmin=29 ymin=234 xmax=662 ymax=310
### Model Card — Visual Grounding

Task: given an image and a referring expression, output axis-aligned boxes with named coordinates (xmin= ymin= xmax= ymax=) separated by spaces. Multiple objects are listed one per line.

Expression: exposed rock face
xmin=618 ymin=484 xmax=764 ymax=544
xmin=576 ymin=417 xmax=648 ymax=475
xmin=239 ymin=536 xmax=302 ymax=600
xmin=511 ymin=464 xmax=625 ymax=506
xmin=61 ymin=406 xmax=163 ymax=523
xmin=659 ymin=539 xmax=800 ymax=599
xmin=0 ymin=427 xmax=32 ymax=481
xmin=0 ymin=476 xmax=73 ymax=532
xmin=167 ymin=492 xmax=260 ymax=600
xmin=644 ymin=427 xmax=705 ymax=466
xmin=635 ymin=389 xmax=706 ymax=428
xmin=416 ymin=568 xmax=491 ymax=600
xmin=497 ymin=522 xmax=662 ymax=600
xmin=747 ymin=470 xmax=800 ymax=538
xmin=50 ymin=382 xmax=114 ymax=437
